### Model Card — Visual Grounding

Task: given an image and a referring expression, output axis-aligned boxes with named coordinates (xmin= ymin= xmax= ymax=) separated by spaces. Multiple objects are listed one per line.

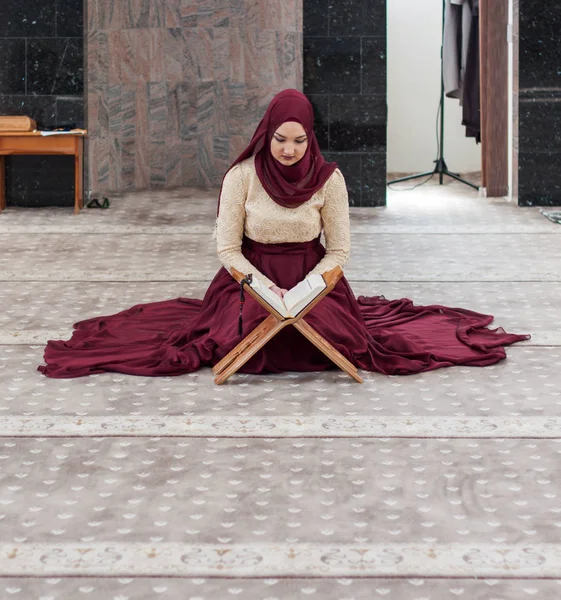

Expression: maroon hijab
xmin=217 ymin=89 xmax=337 ymax=214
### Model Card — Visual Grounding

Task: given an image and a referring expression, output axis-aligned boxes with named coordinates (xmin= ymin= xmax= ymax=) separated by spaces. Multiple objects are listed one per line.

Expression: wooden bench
xmin=0 ymin=131 xmax=86 ymax=214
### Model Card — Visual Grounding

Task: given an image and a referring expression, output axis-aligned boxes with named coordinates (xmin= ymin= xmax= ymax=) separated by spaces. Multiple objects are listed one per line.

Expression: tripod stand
xmin=388 ymin=0 xmax=479 ymax=190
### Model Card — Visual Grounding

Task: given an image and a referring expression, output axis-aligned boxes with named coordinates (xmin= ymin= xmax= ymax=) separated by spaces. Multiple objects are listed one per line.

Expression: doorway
xmin=387 ymin=0 xmax=513 ymax=200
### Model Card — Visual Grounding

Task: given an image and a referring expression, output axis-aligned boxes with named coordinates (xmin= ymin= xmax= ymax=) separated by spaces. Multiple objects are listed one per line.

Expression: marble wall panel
xmin=181 ymin=139 xmax=199 ymax=186
xmin=0 ymin=0 xmax=83 ymax=206
xmin=87 ymin=31 xmax=109 ymax=86
xmin=135 ymin=142 xmax=150 ymax=189
xmin=149 ymin=140 xmax=167 ymax=187
xmin=120 ymin=30 xmax=148 ymax=82
xmin=167 ymin=83 xmax=182 ymax=140
xmin=213 ymin=27 xmax=231 ymax=82
xmin=85 ymin=89 xmax=99 ymax=140
xmin=198 ymin=135 xmax=218 ymax=186
xmin=121 ymin=138 xmax=136 ymax=189
xmin=107 ymin=84 xmax=123 ymax=136
xmin=121 ymin=87 xmax=137 ymax=140
xmin=87 ymin=0 xmax=303 ymax=193
xmin=149 ymin=0 xmax=168 ymax=27
xmin=227 ymin=83 xmax=247 ymax=135
xmin=259 ymin=0 xmax=299 ymax=31
xmin=132 ymin=81 xmax=148 ymax=192
xmin=242 ymin=28 xmax=264 ymax=88
xmin=165 ymin=137 xmax=183 ymax=187
xmin=107 ymin=31 xmax=123 ymax=83
xmin=198 ymin=0 xmax=230 ymax=28
xmin=95 ymin=89 xmax=109 ymax=137
xmin=177 ymin=83 xmax=198 ymax=141
xmin=197 ymin=81 xmax=217 ymax=136
xmin=163 ymin=29 xmax=187 ymax=82
xmin=232 ymin=0 xmax=258 ymax=28
xmin=95 ymin=136 xmax=121 ymax=191
xmin=178 ymin=2 xmax=198 ymax=28
xmin=148 ymin=82 xmax=168 ymax=142
xmin=162 ymin=0 xmax=181 ymax=28
xmin=135 ymin=132 xmax=150 ymax=190
xmin=279 ymin=31 xmax=300 ymax=84
xmin=229 ymin=134 xmax=248 ymax=161
xmin=95 ymin=0 xmax=122 ymax=30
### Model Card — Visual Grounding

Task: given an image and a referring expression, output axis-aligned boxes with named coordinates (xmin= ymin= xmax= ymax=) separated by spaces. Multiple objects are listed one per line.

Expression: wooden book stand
xmin=212 ymin=266 xmax=364 ymax=385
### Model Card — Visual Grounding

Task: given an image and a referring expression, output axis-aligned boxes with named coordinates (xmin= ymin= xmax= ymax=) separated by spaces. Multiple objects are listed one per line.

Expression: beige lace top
xmin=216 ymin=156 xmax=351 ymax=288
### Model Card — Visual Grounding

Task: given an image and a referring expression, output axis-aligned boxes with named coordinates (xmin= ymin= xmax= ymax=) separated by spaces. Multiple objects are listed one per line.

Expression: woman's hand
xmin=269 ymin=285 xmax=288 ymax=298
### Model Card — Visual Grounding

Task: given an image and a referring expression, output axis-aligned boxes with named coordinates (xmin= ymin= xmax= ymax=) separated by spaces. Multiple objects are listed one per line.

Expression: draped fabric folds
xmin=38 ymin=239 xmax=529 ymax=379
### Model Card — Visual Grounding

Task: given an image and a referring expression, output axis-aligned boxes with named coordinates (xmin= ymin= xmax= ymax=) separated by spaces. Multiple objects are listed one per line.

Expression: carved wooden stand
xmin=212 ymin=266 xmax=363 ymax=385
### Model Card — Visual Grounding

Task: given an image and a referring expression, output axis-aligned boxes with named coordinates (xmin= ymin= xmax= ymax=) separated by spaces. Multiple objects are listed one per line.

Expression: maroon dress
xmin=38 ymin=236 xmax=530 ymax=379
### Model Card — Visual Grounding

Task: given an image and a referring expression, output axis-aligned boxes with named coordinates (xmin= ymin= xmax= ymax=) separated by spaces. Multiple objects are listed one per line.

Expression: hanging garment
xmin=462 ymin=0 xmax=481 ymax=142
xmin=443 ymin=0 xmax=472 ymax=100
xmin=443 ymin=0 xmax=480 ymax=142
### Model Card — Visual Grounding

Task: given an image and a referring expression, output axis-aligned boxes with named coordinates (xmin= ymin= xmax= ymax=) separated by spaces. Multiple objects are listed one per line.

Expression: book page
xmin=283 ymin=274 xmax=326 ymax=317
xmin=249 ymin=278 xmax=288 ymax=316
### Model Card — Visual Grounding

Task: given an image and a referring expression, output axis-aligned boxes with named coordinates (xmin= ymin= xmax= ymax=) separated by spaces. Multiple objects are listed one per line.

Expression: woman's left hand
xmin=269 ymin=285 xmax=288 ymax=298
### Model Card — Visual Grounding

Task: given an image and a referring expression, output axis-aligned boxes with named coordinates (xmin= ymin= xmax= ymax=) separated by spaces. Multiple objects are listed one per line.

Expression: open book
xmin=249 ymin=274 xmax=326 ymax=318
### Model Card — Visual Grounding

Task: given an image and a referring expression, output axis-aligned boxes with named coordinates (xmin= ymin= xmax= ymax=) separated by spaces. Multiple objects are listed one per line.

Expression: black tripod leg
xmin=445 ymin=171 xmax=479 ymax=190
xmin=387 ymin=171 xmax=435 ymax=185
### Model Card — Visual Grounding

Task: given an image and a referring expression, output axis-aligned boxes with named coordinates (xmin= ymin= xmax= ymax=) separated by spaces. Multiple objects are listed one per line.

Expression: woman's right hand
xmin=269 ymin=285 xmax=288 ymax=298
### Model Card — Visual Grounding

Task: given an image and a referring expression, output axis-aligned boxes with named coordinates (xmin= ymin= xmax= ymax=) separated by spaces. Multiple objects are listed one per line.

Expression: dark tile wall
xmin=518 ymin=3 xmax=561 ymax=206
xmin=304 ymin=0 xmax=387 ymax=206
xmin=0 ymin=0 xmax=84 ymax=207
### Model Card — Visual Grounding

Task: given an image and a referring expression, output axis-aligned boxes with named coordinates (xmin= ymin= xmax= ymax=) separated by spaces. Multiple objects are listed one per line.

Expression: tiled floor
xmin=0 ymin=180 xmax=560 ymax=599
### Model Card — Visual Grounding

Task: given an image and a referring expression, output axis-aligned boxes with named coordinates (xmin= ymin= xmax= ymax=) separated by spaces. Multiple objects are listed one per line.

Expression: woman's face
xmin=270 ymin=121 xmax=308 ymax=166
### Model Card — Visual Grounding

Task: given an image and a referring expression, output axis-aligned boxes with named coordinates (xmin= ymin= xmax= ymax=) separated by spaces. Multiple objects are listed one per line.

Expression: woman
xmin=38 ymin=89 xmax=529 ymax=378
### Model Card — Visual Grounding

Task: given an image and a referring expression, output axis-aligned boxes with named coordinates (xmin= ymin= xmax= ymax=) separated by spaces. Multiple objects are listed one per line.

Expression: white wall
xmin=387 ymin=0 xmax=481 ymax=173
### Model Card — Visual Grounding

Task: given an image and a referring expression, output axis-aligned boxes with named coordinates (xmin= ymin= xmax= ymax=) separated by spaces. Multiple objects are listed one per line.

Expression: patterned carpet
xmin=0 ymin=182 xmax=560 ymax=599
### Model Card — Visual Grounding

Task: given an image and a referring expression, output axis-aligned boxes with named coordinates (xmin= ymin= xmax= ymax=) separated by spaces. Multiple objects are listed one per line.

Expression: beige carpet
xmin=0 ymin=181 xmax=560 ymax=599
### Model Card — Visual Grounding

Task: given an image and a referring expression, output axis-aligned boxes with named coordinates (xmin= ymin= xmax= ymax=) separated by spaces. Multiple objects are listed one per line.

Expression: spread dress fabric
xmin=38 ymin=90 xmax=529 ymax=379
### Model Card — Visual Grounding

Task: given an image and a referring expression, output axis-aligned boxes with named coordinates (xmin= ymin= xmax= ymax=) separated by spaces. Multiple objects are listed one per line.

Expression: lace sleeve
xmin=216 ymin=165 xmax=276 ymax=288
xmin=309 ymin=169 xmax=351 ymax=276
